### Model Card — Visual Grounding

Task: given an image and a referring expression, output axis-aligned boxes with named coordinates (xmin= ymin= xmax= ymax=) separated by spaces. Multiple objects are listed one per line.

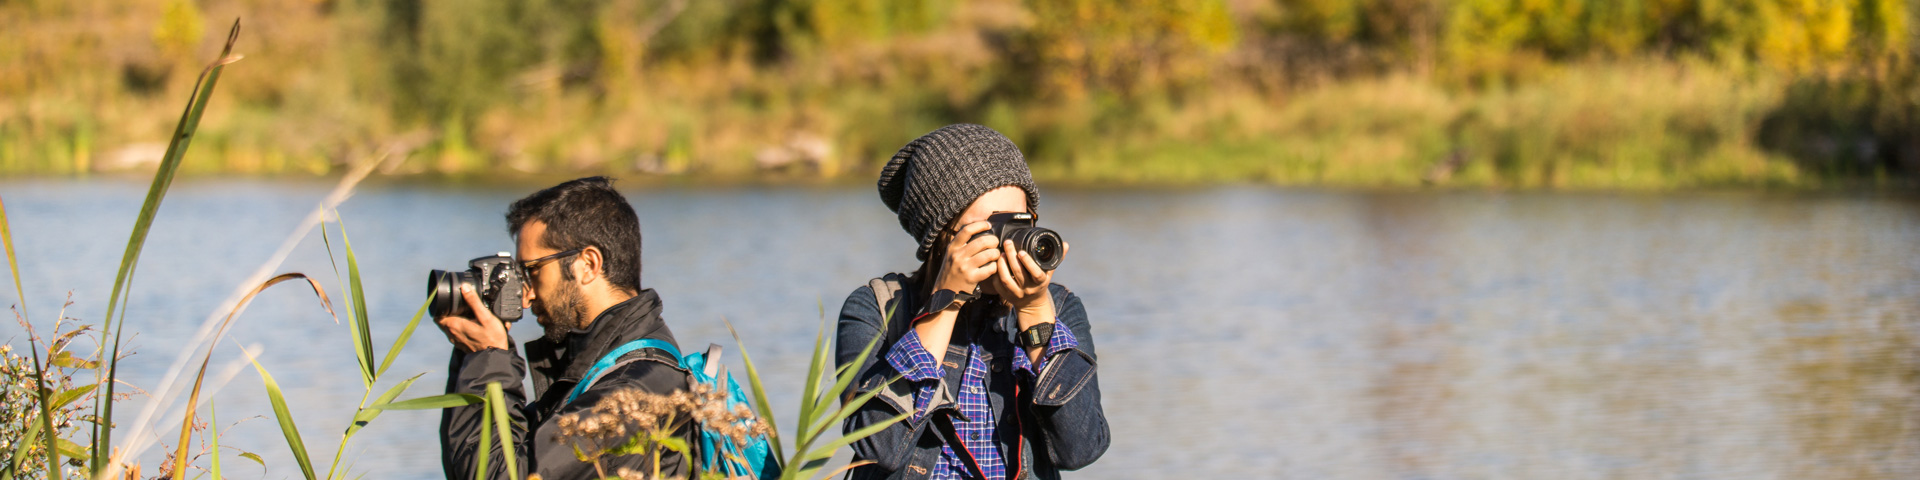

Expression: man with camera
xmin=836 ymin=124 xmax=1109 ymax=479
xmin=433 ymin=176 xmax=691 ymax=479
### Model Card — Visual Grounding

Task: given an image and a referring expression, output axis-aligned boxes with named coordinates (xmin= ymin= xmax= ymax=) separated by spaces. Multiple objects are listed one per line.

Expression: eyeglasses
xmin=516 ymin=248 xmax=581 ymax=279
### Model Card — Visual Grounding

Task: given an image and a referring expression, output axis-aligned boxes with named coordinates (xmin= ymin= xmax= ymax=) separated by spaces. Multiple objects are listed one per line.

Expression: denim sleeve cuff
xmin=885 ymin=330 xmax=945 ymax=383
xmin=1013 ymin=323 xmax=1080 ymax=376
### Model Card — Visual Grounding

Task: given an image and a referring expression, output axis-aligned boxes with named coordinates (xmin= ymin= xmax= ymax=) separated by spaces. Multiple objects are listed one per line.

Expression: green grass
xmin=1 ymin=19 xmax=905 ymax=480
xmin=4 ymin=0 xmax=1900 ymax=189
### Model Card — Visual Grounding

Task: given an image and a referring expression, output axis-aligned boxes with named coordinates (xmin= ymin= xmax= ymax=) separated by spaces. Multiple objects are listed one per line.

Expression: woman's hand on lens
xmin=434 ymin=284 xmax=511 ymax=353
xmin=997 ymin=239 xmax=1065 ymax=311
xmin=934 ymin=221 xmax=1002 ymax=298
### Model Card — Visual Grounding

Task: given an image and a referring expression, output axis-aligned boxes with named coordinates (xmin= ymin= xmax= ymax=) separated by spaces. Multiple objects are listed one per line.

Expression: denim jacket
xmin=836 ymin=274 xmax=1109 ymax=479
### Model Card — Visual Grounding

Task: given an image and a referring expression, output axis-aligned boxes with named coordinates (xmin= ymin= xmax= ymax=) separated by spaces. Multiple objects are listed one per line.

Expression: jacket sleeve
xmin=836 ymin=285 xmax=954 ymax=474
xmin=1025 ymin=285 xmax=1110 ymax=470
xmin=441 ymin=346 xmax=531 ymax=480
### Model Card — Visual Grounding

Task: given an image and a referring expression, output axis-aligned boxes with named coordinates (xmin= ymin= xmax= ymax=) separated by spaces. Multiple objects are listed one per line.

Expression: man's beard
xmin=536 ymin=280 xmax=591 ymax=343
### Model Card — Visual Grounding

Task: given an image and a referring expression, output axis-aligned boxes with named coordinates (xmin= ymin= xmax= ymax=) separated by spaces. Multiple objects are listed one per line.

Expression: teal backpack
xmin=566 ymin=339 xmax=781 ymax=479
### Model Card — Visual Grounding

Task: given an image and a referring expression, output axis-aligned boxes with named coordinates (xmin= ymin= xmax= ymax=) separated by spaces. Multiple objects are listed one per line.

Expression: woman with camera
xmin=835 ymin=124 xmax=1109 ymax=479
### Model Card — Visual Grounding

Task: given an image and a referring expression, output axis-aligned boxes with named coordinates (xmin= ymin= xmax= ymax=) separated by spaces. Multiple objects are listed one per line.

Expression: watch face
xmin=1021 ymin=323 xmax=1054 ymax=347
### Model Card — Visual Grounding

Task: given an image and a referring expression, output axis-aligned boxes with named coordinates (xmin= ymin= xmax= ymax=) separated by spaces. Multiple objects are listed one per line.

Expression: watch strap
xmin=1017 ymin=322 xmax=1055 ymax=349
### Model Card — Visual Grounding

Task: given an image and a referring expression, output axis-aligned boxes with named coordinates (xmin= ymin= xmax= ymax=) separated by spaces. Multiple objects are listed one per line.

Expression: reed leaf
xmin=723 ymin=318 xmax=785 ymax=462
xmin=473 ymin=404 xmax=491 ymax=480
xmin=377 ymin=296 xmax=433 ymax=379
xmin=800 ymin=411 xmax=909 ymax=467
xmin=793 ymin=310 xmax=830 ymax=454
xmin=208 ymin=403 xmax=222 ymax=480
xmin=47 ymin=351 xmax=98 ymax=369
xmin=803 ymin=315 xmax=888 ymax=441
xmin=806 ymin=375 xmax=899 ymax=445
xmin=1 ymin=196 xmax=59 ymax=480
xmin=339 ymin=219 xmax=377 ymax=387
xmin=47 ymin=384 xmax=97 ymax=410
xmin=7 ymin=422 xmax=40 ymax=477
xmin=173 ymin=273 xmax=331 ymax=479
xmin=239 ymin=340 xmax=318 ymax=480
xmin=486 ymin=382 xmax=519 ymax=480
xmin=345 ymin=373 xmax=426 ymax=438
xmin=1 ymin=196 xmax=26 ymax=323
xmin=93 ymin=19 xmax=244 ymax=474
xmin=22 ymin=325 xmax=60 ymax=476
xmin=368 ymin=393 xmax=485 ymax=411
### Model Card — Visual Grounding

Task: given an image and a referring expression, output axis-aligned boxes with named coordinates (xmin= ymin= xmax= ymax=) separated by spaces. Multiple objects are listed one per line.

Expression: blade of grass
xmin=793 ymin=307 xmax=830 ymax=454
xmin=48 ymin=384 xmax=97 ymax=410
xmin=175 ymin=273 xmax=331 ymax=479
xmin=19 ymin=319 xmax=61 ymax=477
xmin=376 ymin=296 xmax=433 ymax=379
xmin=103 ymin=148 xmax=387 ymax=480
xmin=345 ymin=373 xmax=425 ymax=437
xmin=473 ymin=402 xmax=491 ymax=480
xmin=485 ymin=382 xmax=519 ymax=480
xmin=337 ymin=218 xmax=376 ymax=387
xmin=237 ymin=340 xmax=317 ymax=480
xmin=209 ymin=403 xmax=222 ymax=480
xmin=805 ymin=314 xmax=889 ymax=441
xmin=1 ymin=197 xmax=27 ymax=326
xmin=367 ymin=393 xmax=485 ymax=411
xmin=7 ymin=421 xmax=40 ymax=477
xmin=93 ymin=20 xmax=244 ymax=475
xmin=821 ymin=459 xmax=877 ymax=480
xmin=722 ymin=317 xmax=785 ymax=463
xmin=3 ymin=196 xmax=58 ymax=480
xmin=800 ymin=411 xmax=909 ymax=466
xmin=807 ymin=375 xmax=900 ymax=444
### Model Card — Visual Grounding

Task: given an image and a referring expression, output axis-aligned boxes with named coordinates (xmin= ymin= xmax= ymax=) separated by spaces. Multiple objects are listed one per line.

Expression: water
xmin=4 ymin=179 xmax=1918 ymax=479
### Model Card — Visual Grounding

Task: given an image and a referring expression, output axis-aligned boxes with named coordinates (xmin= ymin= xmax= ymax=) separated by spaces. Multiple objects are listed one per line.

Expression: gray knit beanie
xmin=877 ymin=124 xmax=1040 ymax=261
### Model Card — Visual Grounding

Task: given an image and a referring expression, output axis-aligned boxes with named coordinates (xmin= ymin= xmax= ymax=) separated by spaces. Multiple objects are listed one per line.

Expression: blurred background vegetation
xmin=2 ymin=0 xmax=1917 ymax=188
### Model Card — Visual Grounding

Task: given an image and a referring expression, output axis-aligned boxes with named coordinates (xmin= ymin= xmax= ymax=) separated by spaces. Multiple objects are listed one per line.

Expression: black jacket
xmin=441 ymin=289 xmax=692 ymax=480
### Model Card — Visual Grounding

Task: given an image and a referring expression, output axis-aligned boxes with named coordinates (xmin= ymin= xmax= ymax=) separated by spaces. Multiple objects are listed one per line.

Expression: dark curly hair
xmin=506 ymin=176 xmax=642 ymax=293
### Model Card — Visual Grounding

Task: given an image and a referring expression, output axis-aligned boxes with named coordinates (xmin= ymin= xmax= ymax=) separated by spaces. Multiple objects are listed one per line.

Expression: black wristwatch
xmin=1017 ymin=322 xmax=1055 ymax=349
xmin=922 ymin=288 xmax=978 ymax=317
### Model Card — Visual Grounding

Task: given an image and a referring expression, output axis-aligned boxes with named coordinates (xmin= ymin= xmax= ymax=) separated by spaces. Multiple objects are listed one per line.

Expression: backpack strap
xmin=869 ymin=274 xmax=994 ymax=479
xmin=868 ymin=274 xmax=904 ymax=321
xmin=566 ymin=338 xmax=683 ymax=406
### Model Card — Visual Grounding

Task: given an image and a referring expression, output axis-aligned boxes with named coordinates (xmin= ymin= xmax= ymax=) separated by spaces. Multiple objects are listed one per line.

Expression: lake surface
xmin=3 ymin=179 xmax=1919 ymax=479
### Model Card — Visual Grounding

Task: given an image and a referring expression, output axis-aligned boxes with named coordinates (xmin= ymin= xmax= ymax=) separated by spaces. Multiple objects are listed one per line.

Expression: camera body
xmin=427 ymin=253 xmax=525 ymax=322
xmin=974 ymin=212 xmax=1065 ymax=271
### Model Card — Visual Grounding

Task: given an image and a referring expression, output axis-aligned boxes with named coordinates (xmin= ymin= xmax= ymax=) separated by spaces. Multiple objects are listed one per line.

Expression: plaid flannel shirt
xmin=886 ymin=315 xmax=1079 ymax=480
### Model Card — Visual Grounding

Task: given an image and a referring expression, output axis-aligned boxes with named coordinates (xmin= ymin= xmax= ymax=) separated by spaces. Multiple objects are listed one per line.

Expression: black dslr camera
xmin=427 ymin=253 xmax=525 ymax=322
xmin=974 ymin=212 xmax=1065 ymax=271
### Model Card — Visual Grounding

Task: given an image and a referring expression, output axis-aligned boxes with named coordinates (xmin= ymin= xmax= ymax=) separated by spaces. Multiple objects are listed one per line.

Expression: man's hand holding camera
xmin=437 ymin=285 xmax=512 ymax=353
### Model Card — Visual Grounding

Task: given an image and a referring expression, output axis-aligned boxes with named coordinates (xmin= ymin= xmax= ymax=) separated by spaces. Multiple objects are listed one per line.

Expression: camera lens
xmin=1030 ymin=234 xmax=1061 ymax=269
xmin=426 ymin=270 xmax=472 ymax=318
xmin=1008 ymin=227 xmax=1064 ymax=271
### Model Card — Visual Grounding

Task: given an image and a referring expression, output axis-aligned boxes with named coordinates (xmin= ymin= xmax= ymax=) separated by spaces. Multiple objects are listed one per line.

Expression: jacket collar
xmin=523 ymin=288 xmax=669 ymax=393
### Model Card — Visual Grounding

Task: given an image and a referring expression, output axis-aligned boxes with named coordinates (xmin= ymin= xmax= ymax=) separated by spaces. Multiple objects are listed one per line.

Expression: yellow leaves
xmin=1753 ymin=0 xmax=1855 ymax=71
xmin=151 ymin=0 xmax=205 ymax=60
